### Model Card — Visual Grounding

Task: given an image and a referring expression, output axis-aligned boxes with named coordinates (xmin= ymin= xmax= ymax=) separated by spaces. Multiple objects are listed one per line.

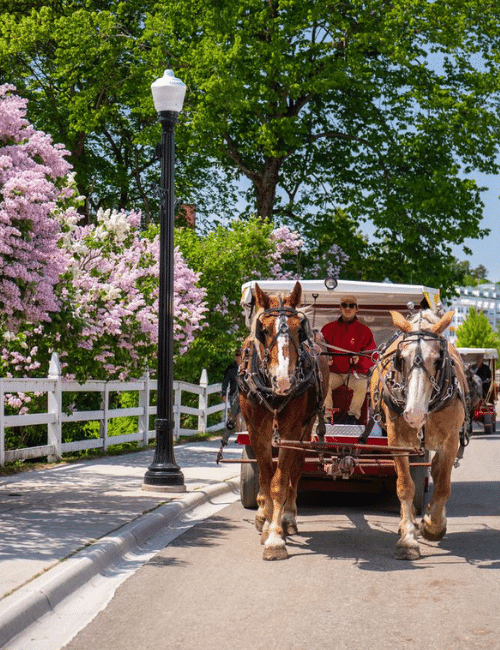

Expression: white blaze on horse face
xmin=402 ymin=339 xmax=438 ymax=431
xmin=275 ymin=326 xmax=292 ymax=394
xmin=404 ymin=368 xmax=430 ymax=430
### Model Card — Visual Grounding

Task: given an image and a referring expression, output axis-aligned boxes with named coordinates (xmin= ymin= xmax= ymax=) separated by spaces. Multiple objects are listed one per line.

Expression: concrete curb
xmin=0 ymin=479 xmax=239 ymax=648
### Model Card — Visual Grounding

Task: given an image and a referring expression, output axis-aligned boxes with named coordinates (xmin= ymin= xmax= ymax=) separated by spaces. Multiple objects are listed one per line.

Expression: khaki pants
xmin=324 ymin=372 xmax=368 ymax=420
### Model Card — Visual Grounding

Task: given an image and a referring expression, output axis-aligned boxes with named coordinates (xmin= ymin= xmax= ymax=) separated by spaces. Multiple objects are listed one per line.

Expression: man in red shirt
xmin=321 ymin=294 xmax=376 ymax=424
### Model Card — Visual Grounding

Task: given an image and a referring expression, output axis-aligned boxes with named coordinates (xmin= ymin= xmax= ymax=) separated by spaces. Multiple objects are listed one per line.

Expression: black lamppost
xmin=143 ymin=69 xmax=186 ymax=492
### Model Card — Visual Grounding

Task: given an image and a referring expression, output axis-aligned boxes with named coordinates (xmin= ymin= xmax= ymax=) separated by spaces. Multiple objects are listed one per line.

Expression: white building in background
xmin=446 ymin=282 xmax=500 ymax=341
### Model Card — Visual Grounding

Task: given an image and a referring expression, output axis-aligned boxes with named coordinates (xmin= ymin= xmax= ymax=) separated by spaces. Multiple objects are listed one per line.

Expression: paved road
xmin=7 ymin=432 xmax=500 ymax=650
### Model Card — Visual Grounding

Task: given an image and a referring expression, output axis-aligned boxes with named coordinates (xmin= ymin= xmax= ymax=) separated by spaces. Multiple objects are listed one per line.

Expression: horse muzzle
xmin=272 ymin=376 xmax=293 ymax=395
xmin=403 ymin=407 xmax=427 ymax=431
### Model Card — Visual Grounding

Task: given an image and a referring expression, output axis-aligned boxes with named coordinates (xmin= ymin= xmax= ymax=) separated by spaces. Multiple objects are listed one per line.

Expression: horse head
xmin=390 ymin=309 xmax=455 ymax=430
xmin=252 ymin=281 xmax=310 ymax=396
xmin=465 ymin=366 xmax=482 ymax=414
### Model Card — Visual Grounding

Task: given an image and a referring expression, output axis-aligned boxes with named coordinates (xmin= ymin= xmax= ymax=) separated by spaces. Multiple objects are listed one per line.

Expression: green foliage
xmin=2 ymin=1 xmax=500 ymax=292
xmin=456 ymin=307 xmax=500 ymax=354
xmin=147 ymin=0 xmax=500 ymax=293
xmin=175 ymin=217 xmax=283 ymax=383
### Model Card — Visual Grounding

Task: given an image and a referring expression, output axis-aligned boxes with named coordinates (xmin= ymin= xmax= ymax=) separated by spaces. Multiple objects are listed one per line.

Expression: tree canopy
xmin=2 ymin=0 xmax=500 ymax=292
xmin=151 ymin=0 xmax=500 ymax=291
xmin=175 ymin=216 xmax=303 ymax=383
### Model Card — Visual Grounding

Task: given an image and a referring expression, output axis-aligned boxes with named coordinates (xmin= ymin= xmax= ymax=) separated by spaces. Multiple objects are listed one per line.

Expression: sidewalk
xmin=0 ymin=438 xmax=242 ymax=646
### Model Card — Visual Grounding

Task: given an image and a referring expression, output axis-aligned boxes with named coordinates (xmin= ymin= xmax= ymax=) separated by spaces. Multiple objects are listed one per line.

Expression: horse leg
xmin=262 ymin=449 xmax=295 ymax=560
xmin=420 ymin=443 xmax=455 ymax=540
xmin=393 ymin=456 xmax=421 ymax=560
xmin=282 ymin=451 xmax=304 ymax=536
xmin=248 ymin=433 xmax=274 ymax=536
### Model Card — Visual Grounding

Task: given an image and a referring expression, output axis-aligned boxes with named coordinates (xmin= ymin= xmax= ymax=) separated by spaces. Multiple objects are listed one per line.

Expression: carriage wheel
xmin=410 ymin=450 xmax=430 ymax=516
xmin=483 ymin=413 xmax=496 ymax=435
xmin=240 ymin=445 xmax=259 ymax=509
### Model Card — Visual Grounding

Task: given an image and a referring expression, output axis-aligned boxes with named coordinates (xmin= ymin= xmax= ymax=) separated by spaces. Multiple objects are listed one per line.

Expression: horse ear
xmin=254 ymin=283 xmax=270 ymax=310
xmin=289 ymin=281 xmax=302 ymax=308
xmin=390 ymin=310 xmax=412 ymax=333
xmin=431 ymin=310 xmax=455 ymax=335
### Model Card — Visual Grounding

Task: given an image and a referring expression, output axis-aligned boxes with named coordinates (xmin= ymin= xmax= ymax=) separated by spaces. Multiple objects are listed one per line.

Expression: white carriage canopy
xmin=457 ymin=348 xmax=499 ymax=365
xmin=240 ymin=279 xmax=441 ymax=347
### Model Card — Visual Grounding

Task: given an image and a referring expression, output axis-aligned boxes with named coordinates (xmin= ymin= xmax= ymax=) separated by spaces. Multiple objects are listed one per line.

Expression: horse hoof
xmin=255 ymin=516 xmax=265 ymax=533
xmin=420 ymin=524 xmax=446 ymax=541
xmin=395 ymin=543 xmax=421 ymax=560
xmin=263 ymin=545 xmax=289 ymax=561
xmin=282 ymin=521 xmax=298 ymax=537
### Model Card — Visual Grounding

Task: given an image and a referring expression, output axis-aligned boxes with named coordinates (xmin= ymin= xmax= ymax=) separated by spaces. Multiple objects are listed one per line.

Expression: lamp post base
xmin=142 ymin=483 xmax=187 ymax=493
xmin=143 ymin=465 xmax=186 ymax=492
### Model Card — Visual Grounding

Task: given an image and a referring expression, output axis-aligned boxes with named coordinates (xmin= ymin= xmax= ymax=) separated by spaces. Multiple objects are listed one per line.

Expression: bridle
xmin=254 ymin=301 xmax=311 ymax=366
xmin=374 ymin=327 xmax=464 ymax=419
xmin=238 ymin=300 xmax=323 ymax=417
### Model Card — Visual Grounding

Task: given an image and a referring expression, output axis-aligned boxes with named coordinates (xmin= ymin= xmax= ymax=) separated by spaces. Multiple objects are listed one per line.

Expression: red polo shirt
xmin=321 ymin=317 xmax=376 ymax=375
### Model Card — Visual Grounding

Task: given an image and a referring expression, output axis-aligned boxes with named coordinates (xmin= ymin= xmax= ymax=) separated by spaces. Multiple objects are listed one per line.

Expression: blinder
xmin=254 ymin=305 xmax=312 ymax=349
xmin=393 ymin=346 xmax=403 ymax=373
xmin=255 ymin=318 xmax=267 ymax=346
xmin=299 ymin=316 xmax=312 ymax=344
xmin=393 ymin=332 xmax=446 ymax=376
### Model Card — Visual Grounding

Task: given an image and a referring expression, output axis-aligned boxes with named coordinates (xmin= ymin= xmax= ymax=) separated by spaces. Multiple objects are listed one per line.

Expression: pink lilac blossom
xmin=2 ymin=204 xmax=208 ymax=387
xmin=269 ymin=226 xmax=304 ymax=279
xmin=0 ymin=85 xmax=75 ymax=331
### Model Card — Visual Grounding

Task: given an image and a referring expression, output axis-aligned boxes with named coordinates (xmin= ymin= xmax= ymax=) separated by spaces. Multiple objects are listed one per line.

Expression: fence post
xmin=101 ymin=384 xmax=109 ymax=452
xmin=197 ymin=369 xmax=208 ymax=434
xmin=173 ymin=380 xmax=182 ymax=440
xmin=47 ymin=353 xmax=62 ymax=462
xmin=138 ymin=371 xmax=151 ymax=447
xmin=0 ymin=379 xmax=5 ymax=466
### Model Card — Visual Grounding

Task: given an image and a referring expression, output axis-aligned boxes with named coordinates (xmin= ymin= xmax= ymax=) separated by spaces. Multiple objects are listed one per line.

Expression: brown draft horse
xmin=238 ymin=281 xmax=329 ymax=560
xmin=371 ymin=309 xmax=469 ymax=560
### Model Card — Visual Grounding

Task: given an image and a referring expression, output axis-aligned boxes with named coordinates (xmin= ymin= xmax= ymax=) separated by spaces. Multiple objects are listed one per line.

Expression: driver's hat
xmin=339 ymin=294 xmax=358 ymax=306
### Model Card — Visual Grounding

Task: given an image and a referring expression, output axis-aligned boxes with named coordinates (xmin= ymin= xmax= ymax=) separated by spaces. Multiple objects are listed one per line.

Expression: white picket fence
xmin=0 ymin=353 xmax=226 ymax=466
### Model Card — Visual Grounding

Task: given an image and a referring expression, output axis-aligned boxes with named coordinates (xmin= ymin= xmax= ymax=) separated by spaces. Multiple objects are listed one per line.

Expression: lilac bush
xmin=0 ymin=86 xmax=208 ymax=388
xmin=0 ymin=84 xmax=75 ymax=331
xmin=2 ymin=208 xmax=207 ymax=383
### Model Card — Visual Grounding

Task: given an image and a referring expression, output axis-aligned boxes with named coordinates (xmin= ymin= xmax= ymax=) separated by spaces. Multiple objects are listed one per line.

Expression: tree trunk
xmin=254 ymin=158 xmax=281 ymax=219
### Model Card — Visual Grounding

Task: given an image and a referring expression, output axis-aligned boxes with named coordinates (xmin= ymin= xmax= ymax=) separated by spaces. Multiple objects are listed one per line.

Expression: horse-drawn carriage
xmin=218 ymin=278 xmax=468 ymax=560
xmin=229 ymin=279 xmax=437 ymax=514
xmin=458 ymin=347 xmax=498 ymax=435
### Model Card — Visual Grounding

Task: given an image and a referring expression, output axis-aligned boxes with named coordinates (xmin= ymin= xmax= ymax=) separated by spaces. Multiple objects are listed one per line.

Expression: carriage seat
xmin=328 ymin=385 xmax=369 ymax=426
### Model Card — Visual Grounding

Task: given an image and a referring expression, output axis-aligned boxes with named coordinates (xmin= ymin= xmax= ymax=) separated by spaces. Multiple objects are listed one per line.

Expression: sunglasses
xmin=341 ymin=302 xmax=357 ymax=309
